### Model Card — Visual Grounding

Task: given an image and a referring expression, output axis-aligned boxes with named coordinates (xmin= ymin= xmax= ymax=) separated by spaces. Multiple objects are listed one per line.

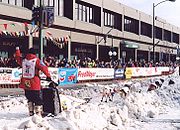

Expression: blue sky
xmin=115 ymin=0 xmax=180 ymax=28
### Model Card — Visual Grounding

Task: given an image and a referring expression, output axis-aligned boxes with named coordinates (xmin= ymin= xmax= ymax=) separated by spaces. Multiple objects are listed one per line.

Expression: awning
xmin=122 ymin=40 xmax=139 ymax=49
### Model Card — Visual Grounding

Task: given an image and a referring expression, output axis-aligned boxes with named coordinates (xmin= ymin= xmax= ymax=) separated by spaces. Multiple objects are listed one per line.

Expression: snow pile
xmin=18 ymin=114 xmax=51 ymax=129
xmin=0 ymin=96 xmax=26 ymax=111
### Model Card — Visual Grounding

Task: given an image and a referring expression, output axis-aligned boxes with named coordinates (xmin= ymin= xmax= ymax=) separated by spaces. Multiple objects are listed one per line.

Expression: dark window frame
xmin=155 ymin=26 xmax=162 ymax=40
xmin=164 ymin=29 xmax=171 ymax=42
xmin=141 ymin=21 xmax=152 ymax=38
xmin=124 ymin=16 xmax=139 ymax=35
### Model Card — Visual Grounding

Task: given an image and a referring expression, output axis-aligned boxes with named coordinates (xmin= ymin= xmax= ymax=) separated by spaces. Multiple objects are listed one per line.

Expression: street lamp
xmin=109 ymin=50 xmax=117 ymax=63
xmin=152 ymin=0 xmax=175 ymax=63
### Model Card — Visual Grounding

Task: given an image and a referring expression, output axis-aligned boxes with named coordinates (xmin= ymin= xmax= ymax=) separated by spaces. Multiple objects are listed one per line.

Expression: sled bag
xmin=42 ymin=87 xmax=61 ymax=116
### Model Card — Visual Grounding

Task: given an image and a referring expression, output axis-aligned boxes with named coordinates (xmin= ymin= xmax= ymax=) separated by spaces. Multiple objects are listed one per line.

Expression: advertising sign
xmin=114 ymin=68 xmax=125 ymax=79
xmin=125 ymin=68 xmax=132 ymax=79
xmin=58 ymin=68 xmax=78 ymax=85
xmin=78 ymin=68 xmax=114 ymax=81
xmin=0 ymin=68 xmax=21 ymax=84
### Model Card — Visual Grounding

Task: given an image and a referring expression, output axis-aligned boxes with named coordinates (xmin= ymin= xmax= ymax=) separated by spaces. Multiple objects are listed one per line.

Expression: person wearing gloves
xmin=15 ymin=47 xmax=52 ymax=117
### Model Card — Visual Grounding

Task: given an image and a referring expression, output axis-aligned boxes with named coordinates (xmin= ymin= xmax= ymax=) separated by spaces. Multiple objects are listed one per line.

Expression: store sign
xmin=125 ymin=44 xmax=139 ymax=48
xmin=122 ymin=40 xmax=139 ymax=49
xmin=75 ymin=48 xmax=92 ymax=53
xmin=2 ymin=42 xmax=16 ymax=46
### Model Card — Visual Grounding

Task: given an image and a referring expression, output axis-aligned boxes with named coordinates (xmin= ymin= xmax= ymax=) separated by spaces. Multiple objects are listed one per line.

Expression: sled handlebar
xmin=41 ymin=78 xmax=58 ymax=88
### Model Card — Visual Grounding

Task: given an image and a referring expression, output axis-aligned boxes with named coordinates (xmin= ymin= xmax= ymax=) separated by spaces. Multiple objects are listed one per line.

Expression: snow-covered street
xmin=1 ymin=71 xmax=180 ymax=130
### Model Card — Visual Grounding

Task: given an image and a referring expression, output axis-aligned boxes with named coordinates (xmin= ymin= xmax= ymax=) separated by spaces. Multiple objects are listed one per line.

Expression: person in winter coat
xmin=15 ymin=47 xmax=52 ymax=117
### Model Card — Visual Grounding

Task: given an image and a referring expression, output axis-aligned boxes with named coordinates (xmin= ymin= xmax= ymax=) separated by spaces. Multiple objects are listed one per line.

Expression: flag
xmin=46 ymin=31 xmax=52 ymax=36
xmin=11 ymin=23 xmax=16 ymax=27
xmin=3 ymin=24 xmax=8 ymax=30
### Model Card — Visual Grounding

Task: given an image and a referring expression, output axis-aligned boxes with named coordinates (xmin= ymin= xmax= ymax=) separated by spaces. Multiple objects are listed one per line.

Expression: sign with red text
xmin=77 ymin=68 xmax=114 ymax=81
xmin=0 ymin=68 xmax=21 ymax=84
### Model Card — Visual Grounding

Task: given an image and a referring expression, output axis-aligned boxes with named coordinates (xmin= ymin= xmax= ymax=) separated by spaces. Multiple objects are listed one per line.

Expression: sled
xmin=42 ymin=81 xmax=62 ymax=116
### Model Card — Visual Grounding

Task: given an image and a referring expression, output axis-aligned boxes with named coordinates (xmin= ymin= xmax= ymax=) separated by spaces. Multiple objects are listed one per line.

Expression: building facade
xmin=0 ymin=0 xmax=179 ymax=62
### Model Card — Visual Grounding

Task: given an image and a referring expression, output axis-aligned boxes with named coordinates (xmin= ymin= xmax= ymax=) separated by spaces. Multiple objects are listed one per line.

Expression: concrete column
xmin=101 ymin=0 xmax=104 ymax=27
xmin=135 ymin=49 xmax=137 ymax=62
xmin=68 ymin=36 xmax=71 ymax=61
xmin=139 ymin=19 xmax=141 ymax=35
xmin=118 ymin=43 xmax=120 ymax=60
xmin=159 ymin=50 xmax=161 ymax=61
xmin=28 ymin=34 xmax=33 ymax=49
xmin=122 ymin=6 xmax=125 ymax=33
xmin=73 ymin=0 xmax=76 ymax=20
xmin=148 ymin=50 xmax=151 ymax=62
xmin=122 ymin=15 xmax=124 ymax=33
xmin=96 ymin=43 xmax=99 ymax=60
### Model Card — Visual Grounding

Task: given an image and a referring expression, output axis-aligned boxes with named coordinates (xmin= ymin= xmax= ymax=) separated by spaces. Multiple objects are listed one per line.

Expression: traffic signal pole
xmin=39 ymin=0 xmax=44 ymax=60
xmin=32 ymin=1 xmax=54 ymax=60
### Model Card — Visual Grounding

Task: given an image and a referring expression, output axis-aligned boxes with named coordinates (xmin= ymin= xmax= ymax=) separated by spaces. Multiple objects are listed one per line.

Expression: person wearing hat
xmin=15 ymin=47 xmax=52 ymax=117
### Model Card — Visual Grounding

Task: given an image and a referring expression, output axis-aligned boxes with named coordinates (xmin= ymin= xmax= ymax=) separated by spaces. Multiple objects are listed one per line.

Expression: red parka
xmin=15 ymin=49 xmax=51 ymax=90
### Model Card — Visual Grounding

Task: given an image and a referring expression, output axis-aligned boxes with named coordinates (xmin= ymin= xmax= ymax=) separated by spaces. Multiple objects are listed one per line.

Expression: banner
xmin=58 ymin=68 xmax=78 ymax=85
xmin=78 ymin=68 xmax=114 ymax=81
xmin=125 ymin=68 xmax=133 ymax=79
xmin=0 ymin=68 xmax=21 ymax=84
xmin=125 ymin=67 xmax=169 ymax=79
xmin=40 ymin=67 xmax=59 ymax=87
xmin=114 ymin=68 xmax=125 ymax=79
xmin=11 ymin=68 xmax=22 ymax=83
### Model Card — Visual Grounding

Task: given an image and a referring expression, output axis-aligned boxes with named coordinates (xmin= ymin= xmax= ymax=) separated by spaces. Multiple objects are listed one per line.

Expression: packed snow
xmin=1 ymin=69 xmax=180 ymax=130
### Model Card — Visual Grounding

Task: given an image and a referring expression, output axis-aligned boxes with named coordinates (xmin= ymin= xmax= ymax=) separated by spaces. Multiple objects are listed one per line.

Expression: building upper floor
xmin=0 ymin=0 xmax=180 ymax=45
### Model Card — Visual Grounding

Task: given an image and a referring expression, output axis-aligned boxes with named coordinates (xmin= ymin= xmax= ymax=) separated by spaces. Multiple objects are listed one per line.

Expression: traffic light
xmin=42 ymin=6 xmax=54 ymax=27
xmin=32 ymin=6 xmax=41 ymax=26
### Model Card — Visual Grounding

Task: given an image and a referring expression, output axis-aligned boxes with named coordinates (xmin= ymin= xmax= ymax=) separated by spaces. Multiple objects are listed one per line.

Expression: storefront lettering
xmin=75 ymin=48 xmax=92 ymax=53
xmin=2 ymin=42 xmax=16 ymax=46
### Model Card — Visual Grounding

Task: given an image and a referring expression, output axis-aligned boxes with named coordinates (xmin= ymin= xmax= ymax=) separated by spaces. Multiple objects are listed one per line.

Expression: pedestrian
xmin=15 ymin=47 xmax=52 ymax=117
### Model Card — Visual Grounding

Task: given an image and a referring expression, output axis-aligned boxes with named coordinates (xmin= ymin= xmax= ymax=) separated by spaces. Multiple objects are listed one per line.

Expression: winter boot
xmin=28 ymin=102 xmax=34 ymax=116
xmin=34 ymin=105 xmax=43 ymax=117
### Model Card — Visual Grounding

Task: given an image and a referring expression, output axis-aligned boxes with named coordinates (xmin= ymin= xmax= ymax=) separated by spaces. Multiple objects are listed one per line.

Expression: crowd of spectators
xmin=0 ymin=55 xmax=177 ymax=69
xmin=0 ymin=56 xmax=19 ymax=68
